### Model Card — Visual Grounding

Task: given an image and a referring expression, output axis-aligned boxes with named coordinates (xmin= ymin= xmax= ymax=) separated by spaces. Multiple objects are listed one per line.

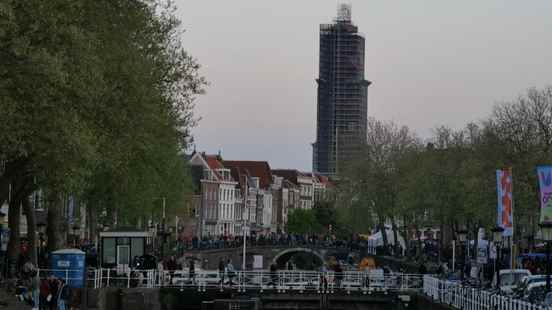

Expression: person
xmin=437 ymin=262 xmax=446 ymax=278
xmin=218 ymin=258 xmax=226 ymax=284
xmin=46 ymin=276 xmax=59 ymax=310
xmin=166 ymin=256 xmax=178 ymax=281
xmin=418 ymin=262 xmax=427 ymax=275
xmin=30 ymin=271 xmax=39 ymax=310
xmin=334 ymin=263 xmax=343 ymax=289
xmin=226 ymin=259 xmax=235 ymax=286
xmin=57 ymin=279 xmax=71 ymax=310
xmin=39 ymin=278 xmax=51 ymax=310
xmin=269 ymin=263 xmax=278 ymax=288
xmin=188 ymin=259 xmax=196 ymax=284
xmin=287 ymin=261 xmax=293 ymax=271
xmin=319 ymin=264 xmax=328 ymax=291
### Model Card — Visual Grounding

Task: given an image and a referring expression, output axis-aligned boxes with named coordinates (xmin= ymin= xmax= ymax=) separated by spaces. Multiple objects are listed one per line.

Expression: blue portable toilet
xmin=50 ymin=249 xmax=86 ymax=288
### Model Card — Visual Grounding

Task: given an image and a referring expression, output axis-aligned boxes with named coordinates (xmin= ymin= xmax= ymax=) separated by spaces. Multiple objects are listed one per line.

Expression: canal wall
xmin=87 ymin=288 xmax=434 ymax=310
xmin=374 ymin=255 xmax=438 ymax=274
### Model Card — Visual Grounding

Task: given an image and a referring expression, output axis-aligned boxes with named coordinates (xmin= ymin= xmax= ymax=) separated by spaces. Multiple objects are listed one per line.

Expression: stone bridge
xmin=181 ymin=245 xmax=356 ymax=270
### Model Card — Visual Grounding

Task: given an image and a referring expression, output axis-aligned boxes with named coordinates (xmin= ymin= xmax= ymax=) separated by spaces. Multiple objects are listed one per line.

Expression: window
xmin=102 ymin=238 xmax=116 ymax=265
xmin=117 ymin=237 xmax=130 ymax=245
xmin=131 ymin=238 xmax=144 ymax=259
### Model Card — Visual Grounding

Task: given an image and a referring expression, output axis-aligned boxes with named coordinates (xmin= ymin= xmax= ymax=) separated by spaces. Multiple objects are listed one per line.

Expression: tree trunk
xmin=472 ymin=222 xmax=480 ymax=262
xmin=378 ymin=215 xmax=388 ymax=253
xmin=22 ymin=197 xmax=37 ymax=266
xmin=87 ymin=204 xmax=96 ymax=241
xmin=46 ymin=192 xmax=62 ymax=252
xmin=391 ymin=218 xmax=400 ymax=256
xmin=7 ymin=198 xmax=21 ymax=278
xmin=414 ymin=223 xmax=422 ymax=258
xmin=0 ymin=158 xmax=30 ymax=206
xmin=0 ymin=180 xmax=8 ymax=208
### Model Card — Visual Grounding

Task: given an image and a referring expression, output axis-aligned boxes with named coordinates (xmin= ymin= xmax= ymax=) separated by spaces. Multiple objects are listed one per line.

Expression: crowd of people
xmin=6 ymin=260 xmax=79 ymax=310
xmin=176 ymin=232 xmax=366 ymax=253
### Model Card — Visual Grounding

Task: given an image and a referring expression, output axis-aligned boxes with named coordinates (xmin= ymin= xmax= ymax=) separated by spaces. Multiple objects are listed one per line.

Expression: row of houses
xmin=188 ymin=152 xmax=333 ymax=238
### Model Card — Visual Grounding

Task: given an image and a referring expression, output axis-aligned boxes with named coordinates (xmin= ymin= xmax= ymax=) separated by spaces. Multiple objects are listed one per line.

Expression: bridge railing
xmin=84 ymin=268 xmax=423 ymax=293
xmin=423 ymin=275 xmax=552 ymax=310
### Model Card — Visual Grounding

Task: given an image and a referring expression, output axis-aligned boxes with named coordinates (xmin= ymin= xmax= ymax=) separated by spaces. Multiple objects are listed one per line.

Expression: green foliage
xmin=0 ymin=0 xmax=206 ymax=235
xmin=313 ymin=201 xmax=336 ymax=229
xmin=286 ymin=209 xmax=321 ymax=235
xmin=338 ymin=86 xmax=552 ymax=245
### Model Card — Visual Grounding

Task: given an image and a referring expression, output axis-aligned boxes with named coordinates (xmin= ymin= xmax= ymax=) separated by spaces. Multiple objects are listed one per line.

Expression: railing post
xmin=95 ymin=269 xmax=99 ymax=289
xmin=127 ymin=269 xmax=131 ymax=288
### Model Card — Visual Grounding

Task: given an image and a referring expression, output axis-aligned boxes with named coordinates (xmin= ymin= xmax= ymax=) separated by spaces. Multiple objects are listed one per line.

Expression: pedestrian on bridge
xmin=319 ymin=264 xmax=328 ymax=291
xmin=269 ymin=263 xmax=278 ymax=288
xmin=189 ymin=259 xmax=196 ymax=284
xmin=218 ymin=259 xmax=226 ymax=284
xmin=334 ymin=263 xmax=343 ymax=289
xmin=226 ymin=260 xmax=236 ymax=286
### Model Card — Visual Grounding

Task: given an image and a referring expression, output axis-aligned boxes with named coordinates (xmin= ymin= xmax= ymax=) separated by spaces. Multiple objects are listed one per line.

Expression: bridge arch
xmin=271 ymin=247 xmax=325 ymax=269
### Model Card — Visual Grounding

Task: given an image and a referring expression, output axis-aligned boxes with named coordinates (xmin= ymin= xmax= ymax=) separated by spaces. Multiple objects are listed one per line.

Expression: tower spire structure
xmin=312 ymin=5 xmax=371 ymax=177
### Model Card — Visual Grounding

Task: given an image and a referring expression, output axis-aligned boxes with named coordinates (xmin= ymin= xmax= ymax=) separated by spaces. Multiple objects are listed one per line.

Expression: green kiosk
xmin=99 ymin=229 xmax=151 ymax=273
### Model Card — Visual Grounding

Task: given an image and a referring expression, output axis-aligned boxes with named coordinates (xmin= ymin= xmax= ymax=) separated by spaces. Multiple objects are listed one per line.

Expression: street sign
xmin=253 ymin=255 xmax=263 ymax=269
xmin=489 ymin=243 xmax=497 ymax=260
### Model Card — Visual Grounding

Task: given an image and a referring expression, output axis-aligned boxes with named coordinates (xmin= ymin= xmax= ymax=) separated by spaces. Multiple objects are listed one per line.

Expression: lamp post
xmin=456 ymin=228 xmax=468 ymax=281
xmin=0 ymin=210 xmax=5 ymax=274
xmin=72 ymin=224 xmax=80 ymax=248
xmin=491 ymin=226 xmax=504 ymax=290
xmin=540 ymin=223 xmax=552 ymax=293
xmin=153 ymin=197 xmax=167 ymax=259
xmin=36 ymin=222 xmax=46 ymax=267
xmin=242 ymin=219 xmax=247 ymax=271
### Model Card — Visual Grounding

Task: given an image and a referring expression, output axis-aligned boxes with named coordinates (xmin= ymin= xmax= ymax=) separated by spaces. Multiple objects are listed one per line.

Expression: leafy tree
xmin=336 ymin=86 xmax=552 ymax=259
xmin=0 ymin=0 xmax=206 ymax=264
xmin=287 ymin=209 xmax=321 ymax=235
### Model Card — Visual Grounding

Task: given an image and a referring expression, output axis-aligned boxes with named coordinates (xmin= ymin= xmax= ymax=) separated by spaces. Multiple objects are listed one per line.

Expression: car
xmin=543 ymin=292 xmax=552 ymax=306
xmin=493 ymin=269 xmax=531 ymax=294
xmin=514 ymin=275 xmax=547 ymax=298
xmin=522 ymin=281 xmax=548 ymax=303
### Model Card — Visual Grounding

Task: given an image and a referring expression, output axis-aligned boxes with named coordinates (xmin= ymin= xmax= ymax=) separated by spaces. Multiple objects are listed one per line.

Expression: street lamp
xmin=0 ymin=210 xmax=5 ymax=271
xmin=539 ymin=223 xmax=552 ymax=293
xmin=491 ymin=226 xmax=504 ymax=290
xmin=72 ymin=224 xmax=80 ymax=248
xmin=456 ymin=228 xmax=468 ymax=280
xmin=153 ymin=197 xmax=167 ymax=259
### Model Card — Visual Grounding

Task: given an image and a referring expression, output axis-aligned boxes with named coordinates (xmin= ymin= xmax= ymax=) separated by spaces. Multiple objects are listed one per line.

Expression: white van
xmin=493 ymin=269 xmax=532 ymax=294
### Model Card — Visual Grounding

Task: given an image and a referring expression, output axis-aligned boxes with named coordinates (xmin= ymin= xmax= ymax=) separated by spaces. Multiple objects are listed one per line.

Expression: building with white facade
xmin=272 ymin=170 xmax=315 ymax=210
xmin=189 ymin=153 xmax=238 ymax=237
xmin=271 ymin=175 xmax=300 ymax=233
xmin=224 ymin=161 xmax=274 ymax=235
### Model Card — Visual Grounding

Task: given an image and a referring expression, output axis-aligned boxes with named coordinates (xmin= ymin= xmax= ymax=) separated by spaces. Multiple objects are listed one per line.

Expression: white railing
xmin=423 ymin=275 xmax=552 ymax=310
xmin=367 ymin=240 xmax=377 ymax=255
xmin=84 ymin=269 xmax=423 ymax=292
xmin=36 ymin=268 xmax=85 ymax=287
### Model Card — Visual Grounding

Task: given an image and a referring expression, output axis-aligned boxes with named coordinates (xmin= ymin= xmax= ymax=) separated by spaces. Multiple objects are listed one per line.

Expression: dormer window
xmin=251 ymin=177 xmax=260 ymax=188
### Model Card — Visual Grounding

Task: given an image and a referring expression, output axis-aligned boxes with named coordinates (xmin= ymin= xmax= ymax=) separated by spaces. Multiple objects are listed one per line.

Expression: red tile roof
xmin=223 ymin=161 xmax=272 ymax=189
xmin=204 ymin=155 xmax=224 ymax=170
xmin=272 ymin=169 xmax=299 ymax=185
xmin=315 ymin=174 xmax=333 ymax=187
xmin=201 ymin=154 xmax=224 ymax=180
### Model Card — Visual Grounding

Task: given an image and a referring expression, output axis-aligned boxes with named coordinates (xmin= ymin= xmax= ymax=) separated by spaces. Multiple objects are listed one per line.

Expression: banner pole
xmin=452 ymin=240 xmax=455 ymax=273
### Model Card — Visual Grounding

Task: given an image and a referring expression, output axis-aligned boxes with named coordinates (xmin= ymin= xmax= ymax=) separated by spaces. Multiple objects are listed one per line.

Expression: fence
xmin=36 ymin=268 xmax=84 ymax=287
xmin=423 ymin=275 xmax=552 ymax=310
xmin=35 ymin=268 xmax=423 ymax=293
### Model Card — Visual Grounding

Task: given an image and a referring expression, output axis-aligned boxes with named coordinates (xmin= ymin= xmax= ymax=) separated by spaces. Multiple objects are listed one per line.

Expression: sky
xmin=175 ymin=0 xmax=552 ymax=171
